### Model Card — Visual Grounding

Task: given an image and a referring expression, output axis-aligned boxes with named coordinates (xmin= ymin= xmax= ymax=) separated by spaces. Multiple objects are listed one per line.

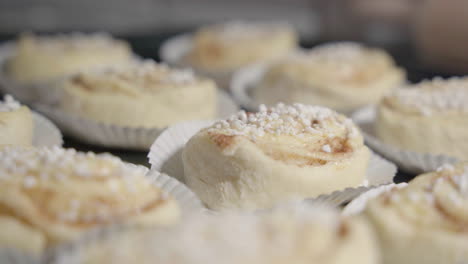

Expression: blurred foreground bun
xmin=365 ymin=162 xmax=468 ymax=264
xmin=0 ymin=146 xmax=179 ymax=254
xmin=61 ymin=204 xmax=380 ymax=264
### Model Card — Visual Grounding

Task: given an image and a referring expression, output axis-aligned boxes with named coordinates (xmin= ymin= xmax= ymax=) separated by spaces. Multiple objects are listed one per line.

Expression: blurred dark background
xmin=1 ymin=0 xmax=467 ymax=80
xmin=1 ymin=0 xmax=466 ymax=181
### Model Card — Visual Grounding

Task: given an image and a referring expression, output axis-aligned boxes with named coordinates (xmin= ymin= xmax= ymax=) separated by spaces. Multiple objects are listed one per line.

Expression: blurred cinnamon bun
xmin=0 ymin=146 xmax=179 ymax=254
xmin=376 ymin=77 xmax=468 ymax=158
xmin=365 ymin=162 xmax=468 ymax=264
xmin=182 ymin=103 xmax=370 ymax=209
xmin=0 ymin=95 xmax=33 ymax=147
xmin=59 ymin=60 xmax=217 ymax=127
xmin=7 ymin=33 xmax=133 ymax=84
xmin=60 ymin=204 xmax=380 ymax=264
xmin=186 ymin=21 xmax=297 ymax=72
xmin=254 ymin=42 xmax=405 ymax=113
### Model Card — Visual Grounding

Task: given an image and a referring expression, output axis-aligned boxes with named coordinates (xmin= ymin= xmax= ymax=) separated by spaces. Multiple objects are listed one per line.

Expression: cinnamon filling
xmin=210 ymin=133 xmax=235 ymax=149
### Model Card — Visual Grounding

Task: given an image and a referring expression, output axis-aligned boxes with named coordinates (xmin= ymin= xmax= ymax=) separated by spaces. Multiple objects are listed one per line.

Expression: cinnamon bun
xmin=376 ymin=77 xmax=468 ymax=159
xmin=58 ymin=60 xmax=217 ymax=127
xmin=0 ymin=146 xmax=179 ymax=254
xmin=182 ymin=103 xmax=371 ymax=209
xmin=254 ymin=42 xmax=405 ymax=113
xmin=60 ymin=204 xmax=380 ymax=264
xmin=365 ymin=163 xmax=468 ymax=264
xmin=186 ymin=21 xmax=297 ymax=72
xmin=0 ymin=95 xmax=33 ymax=147
xmin=7 ymin=33 xmax=133 ymax=84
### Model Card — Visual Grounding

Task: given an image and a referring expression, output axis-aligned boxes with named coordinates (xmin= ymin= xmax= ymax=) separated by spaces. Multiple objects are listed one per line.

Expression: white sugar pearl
xmin=322 ymin=144 xmax=332 ymax=153
xmin=207 ymin=103 xmax=357 ymax=141
xmin=23 ymin=176 xmax=37 ymax=188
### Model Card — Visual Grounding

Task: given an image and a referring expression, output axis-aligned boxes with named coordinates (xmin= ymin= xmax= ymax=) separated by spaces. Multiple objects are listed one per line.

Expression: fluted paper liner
xmin=145 ymin=168 xmax=204 ymax=214
xmin=230 ymin=63 xmax=267 ymax=111
xmin=32 ymin=112 xmax=63 ymax=147
xmin=342 ymin=183 xmax=408 ymax=216
xmin=160 ymin=34 xmax=237 ymax=89
xmin=148 ymin=120 xmax=397 ymax=207
xmin=35 ymin=91 xmax=238 ymax=150
xmin=352 ymin=106 xmax=458 ymax=174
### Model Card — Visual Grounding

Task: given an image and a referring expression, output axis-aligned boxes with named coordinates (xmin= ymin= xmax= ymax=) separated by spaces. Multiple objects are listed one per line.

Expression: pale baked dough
xmin=376 ymin=77 xmax=468 ymax=159
xmin=68 ymin=204 xmax=380 ymax=264
xmin=182 ymin=103 xmax=370 ymax=210
xmin=254 ymin=42 xmax=405 ymax=113
xmin=186 ymin=21 xmax=297 ymax=72
xmin=0 ymin=95 xmax=33 ymax=147
xmin=0 ymin=146 xmax=180 ymax=253
xmin=59 ymin=60 xmax=217 ymax=127
xmin=8 ymin=33 xmax=133 ymax=84
xmin=365 ymin=163 xmax=468 ymax=264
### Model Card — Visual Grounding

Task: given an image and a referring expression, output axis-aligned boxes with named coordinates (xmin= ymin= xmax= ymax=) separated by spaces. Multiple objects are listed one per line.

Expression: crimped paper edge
xmin=230 ymin=63 xmax=267 ymax=111
xmin=145 ymin=168 xmax=204 ymax=213
xmin=351 ymin=106 xmax=458 ymax=174
xmin=148 ymin=120 xmax=398 ymax=207
xmin=342 ymin=183 xmax=408 ymax=216
xmin=32 ymin=111 xmax=63 ymax=147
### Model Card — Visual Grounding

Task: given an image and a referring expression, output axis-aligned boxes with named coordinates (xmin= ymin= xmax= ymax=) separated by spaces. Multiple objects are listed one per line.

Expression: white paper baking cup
xmin=160 ymin=34 xmax=237 ymax=89
xmin=230 ymin=63 xmax=268 ymax=111
xmin=32 ymin=111 xmax=63 ymax=147
xmin=351 ymin=106 xmax=458 ymax=174
xmin=145 ymin=168 xmax=204 ymax=213
xmin=148 ymin=120 xmax=397 ymax=207
xmin=342 ymin=183 xmax=408 ymax=216
xmin=35 ymin=91 xmax=238 ymax=150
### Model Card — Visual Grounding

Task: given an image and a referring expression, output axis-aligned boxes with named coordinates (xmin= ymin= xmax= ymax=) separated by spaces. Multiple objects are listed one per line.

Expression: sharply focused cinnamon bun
xmin=0 ymin=146 xmax=179 ymax=254
xmin=254 ymin=42 xmax=405 ymax=113
xmin=186 ymin=21 xmax=297 ymax=72
xmin=376 ymin=77 xmax=468 ymax=159
xmin=56 ymin=204 xmax=380 ymax=264
xmin=0 ymin=95 xmax=33 ymax=147
xmin=7 ymin=33 xmax=133 ymax=84
xmin=59 ymin=60 xmax=217 ymax=127
xmin=182 ymin=103 xmax=370 ymax=209
xmin=365 ymin=163 xmax=468 ymax=264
